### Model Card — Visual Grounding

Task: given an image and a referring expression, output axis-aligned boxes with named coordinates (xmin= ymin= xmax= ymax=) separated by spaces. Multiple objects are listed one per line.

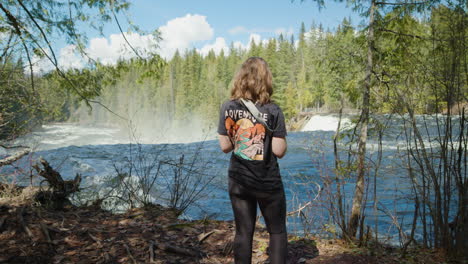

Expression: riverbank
xmin=0 ymin=194 xmax=448 ymax=264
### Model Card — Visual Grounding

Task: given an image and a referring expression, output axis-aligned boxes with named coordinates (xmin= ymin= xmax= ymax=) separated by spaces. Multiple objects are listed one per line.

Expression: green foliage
xmin=323 ymin=222 xmax=338 ymax=236
xmin=0 ymin=59 xmax=41 ymax=139
xmin=0 ymin=0 xmax=147 ymax=139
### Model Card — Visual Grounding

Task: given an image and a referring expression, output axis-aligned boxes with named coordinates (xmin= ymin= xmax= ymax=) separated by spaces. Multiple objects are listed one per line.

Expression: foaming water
xmin=12 ymin=123 xmax=124 ymax=151
xmin=11 ymin=123 xmax=217 ymax=151
xmin=301 ymin=115 xmax=353 ymax=132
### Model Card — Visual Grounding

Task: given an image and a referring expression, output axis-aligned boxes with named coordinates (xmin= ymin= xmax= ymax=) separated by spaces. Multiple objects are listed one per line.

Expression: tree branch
xmin=0 ymin=3 xmax=23 ymax=36
xmin=17 ymin=0 xmax=59 ymax=66
xmin=379 ymin=28 xmax=441 ymax=41
xmin=376 ymin=0 xmax=432 ymax=5
xmin=111 ymin=1 xmax=144 ymax=60
xmin=0 ymin=144 xmax=30 ymax=149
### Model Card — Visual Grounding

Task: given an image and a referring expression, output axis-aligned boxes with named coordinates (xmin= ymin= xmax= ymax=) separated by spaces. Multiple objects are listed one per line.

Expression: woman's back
xmin=218 ymin=99 xmax=287 ymax=191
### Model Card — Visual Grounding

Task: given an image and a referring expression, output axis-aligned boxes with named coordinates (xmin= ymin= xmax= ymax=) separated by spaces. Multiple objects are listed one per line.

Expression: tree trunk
xmin=170 ymin=63 xmax=176 ymax=120
xmin=348 ymin=0 xmax=376 ymax=239
xmin=333 ymin=97 xmax=347 ymax=236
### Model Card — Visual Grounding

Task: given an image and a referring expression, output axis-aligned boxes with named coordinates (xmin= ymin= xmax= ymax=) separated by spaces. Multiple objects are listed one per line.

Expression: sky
xmin=35 ymin=0 xmax=362 ymax=72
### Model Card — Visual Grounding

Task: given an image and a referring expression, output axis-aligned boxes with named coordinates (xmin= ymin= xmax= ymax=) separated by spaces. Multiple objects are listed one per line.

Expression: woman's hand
xmin=272 ymin=137 xmax=287 ymax=158
xmin=218 ymin=135 xmax=234 ymax=153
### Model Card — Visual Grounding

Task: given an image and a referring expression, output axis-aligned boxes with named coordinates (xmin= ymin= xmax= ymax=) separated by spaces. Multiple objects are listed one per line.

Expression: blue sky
xmin=36 ymin=0 xmax=362 ymax=72
xmin=120 ymin=0 xmax=361 ymax=44
xmin=113 ymin=0 xmax=362 ymax=45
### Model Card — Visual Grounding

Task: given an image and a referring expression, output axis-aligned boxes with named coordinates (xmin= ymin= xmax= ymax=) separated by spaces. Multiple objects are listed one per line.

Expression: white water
xmin=10 ymin=123 xmax=124 ymax=152
xmin=9 ymin=122 xmax=217 ymax=153
xmin=301 ymin=115 xmax=353 ymax=132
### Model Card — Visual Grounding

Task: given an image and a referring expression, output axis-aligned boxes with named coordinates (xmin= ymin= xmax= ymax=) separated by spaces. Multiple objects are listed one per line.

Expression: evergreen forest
xmin=2 ymin=4 xmax=466 ymax=139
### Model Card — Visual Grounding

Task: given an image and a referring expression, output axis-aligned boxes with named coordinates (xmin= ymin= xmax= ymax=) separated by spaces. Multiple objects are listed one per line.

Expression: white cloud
xmin=32 ymin=32 xmax=158 ymax=73
xmin=199 ymin=33 xmax=270 ymax=57
xmin=86 ymin=32 xmax=157 ymax=65
xmin=233 ymin=41 xmax=244 ymax=51
xmin=199 ymin=37 xmax=228 ymax=56
xmin=59 ymin=45 xmax=84 ymax=70
xmin=248 ymin=34 xmax=262 ymax=46
xmin=158 ymin=14 xmax=214 ymax=59
xmin=32 ymin=55 xmax=54 ymax=74
xmin=33 ymin=14 xmax=298 ymax=72
xmin=33 ymin=13 xmax=215 ymax=72
xmin=232 ymin=34 xmax=266 ymax=51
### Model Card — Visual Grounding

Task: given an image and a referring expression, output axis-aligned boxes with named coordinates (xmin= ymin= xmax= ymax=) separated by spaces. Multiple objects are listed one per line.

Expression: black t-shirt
xmin=217 ymin=99 xmax=287 ymax=191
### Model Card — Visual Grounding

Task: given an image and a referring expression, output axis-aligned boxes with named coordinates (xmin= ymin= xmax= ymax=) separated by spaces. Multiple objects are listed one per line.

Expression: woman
xmin=217 ymin=57 xmax=288 ymax=264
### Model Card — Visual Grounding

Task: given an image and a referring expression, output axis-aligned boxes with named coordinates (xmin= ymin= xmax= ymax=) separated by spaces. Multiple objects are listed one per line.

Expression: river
xmin=1 ymin=113 xmax=464 ymax=245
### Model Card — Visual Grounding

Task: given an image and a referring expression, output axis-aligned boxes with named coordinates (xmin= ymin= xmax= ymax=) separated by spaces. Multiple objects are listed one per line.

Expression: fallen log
xmin=0 ymin=149 xmax=30 ymax=167
xmin=157 ymin=243 xmax=201 ymax=257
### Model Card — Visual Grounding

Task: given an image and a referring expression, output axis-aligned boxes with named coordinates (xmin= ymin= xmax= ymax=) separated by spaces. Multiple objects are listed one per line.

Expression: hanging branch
xmin=17 ymin=0 xmax=59 ymax=66
xmin=376 ymin=0 xmax=432 ymax=5
xmin=111 ymin=2 xmax=144 ymax=61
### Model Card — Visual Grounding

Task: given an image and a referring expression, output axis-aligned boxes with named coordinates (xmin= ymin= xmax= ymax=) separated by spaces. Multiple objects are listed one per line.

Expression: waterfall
xmin=301 ymin=114 xmax=352 ymax=132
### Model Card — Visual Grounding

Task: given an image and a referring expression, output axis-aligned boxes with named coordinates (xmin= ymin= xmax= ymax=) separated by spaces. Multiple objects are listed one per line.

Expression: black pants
xmin=228 ymin=178 xmax=287 ymax=264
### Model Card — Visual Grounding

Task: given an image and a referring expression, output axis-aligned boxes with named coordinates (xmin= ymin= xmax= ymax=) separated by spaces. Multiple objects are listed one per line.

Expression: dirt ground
xmin=0 ymin=201 xmax=448 ymax=264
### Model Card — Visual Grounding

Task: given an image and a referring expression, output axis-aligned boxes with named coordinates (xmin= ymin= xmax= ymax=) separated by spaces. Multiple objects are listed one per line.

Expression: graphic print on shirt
xmin=224 ymin=109 xmax=268 ymax=161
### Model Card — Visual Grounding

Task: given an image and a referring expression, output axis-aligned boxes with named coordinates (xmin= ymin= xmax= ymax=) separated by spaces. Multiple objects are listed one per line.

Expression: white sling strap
xmin=240 ymin=98 xmax=275 ymax=134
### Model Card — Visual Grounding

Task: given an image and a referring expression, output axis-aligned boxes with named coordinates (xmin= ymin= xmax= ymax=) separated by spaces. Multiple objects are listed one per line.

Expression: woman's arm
xmin=272 ymin=137 xmax=287 ymax=158
xmin=218 ymin=135 xmax=233 ymax=153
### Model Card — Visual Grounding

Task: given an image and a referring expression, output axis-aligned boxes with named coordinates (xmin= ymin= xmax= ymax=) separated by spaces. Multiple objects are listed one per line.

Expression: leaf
xmin=64 ymin=236 xmax=85 ymax=247
xmin=33 ymin=48 xmax=44 ymax=58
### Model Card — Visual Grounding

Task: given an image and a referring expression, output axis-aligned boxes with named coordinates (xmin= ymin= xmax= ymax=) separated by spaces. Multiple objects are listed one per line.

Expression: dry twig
xmin=40 ymin=222 xmax=52 ymax=244
xmin=287 ymin=201 xmax=312 ymax=217
xmin=88 ymin=232 xmax=102 ymax=247
xmin=124 ymin=243 xmax=138 ymax=264
xmin=198 ymin=230 xmax=215 ymax=244
xmin=149 ymin=240 xmax=155 ymax=263
xmin=158 ymin=243 xmax=201 ymax=257
xmin=0 ymin=215 xmax=6 ymax=230
xmin=17 ymin=207 xmax=33 ymax=238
